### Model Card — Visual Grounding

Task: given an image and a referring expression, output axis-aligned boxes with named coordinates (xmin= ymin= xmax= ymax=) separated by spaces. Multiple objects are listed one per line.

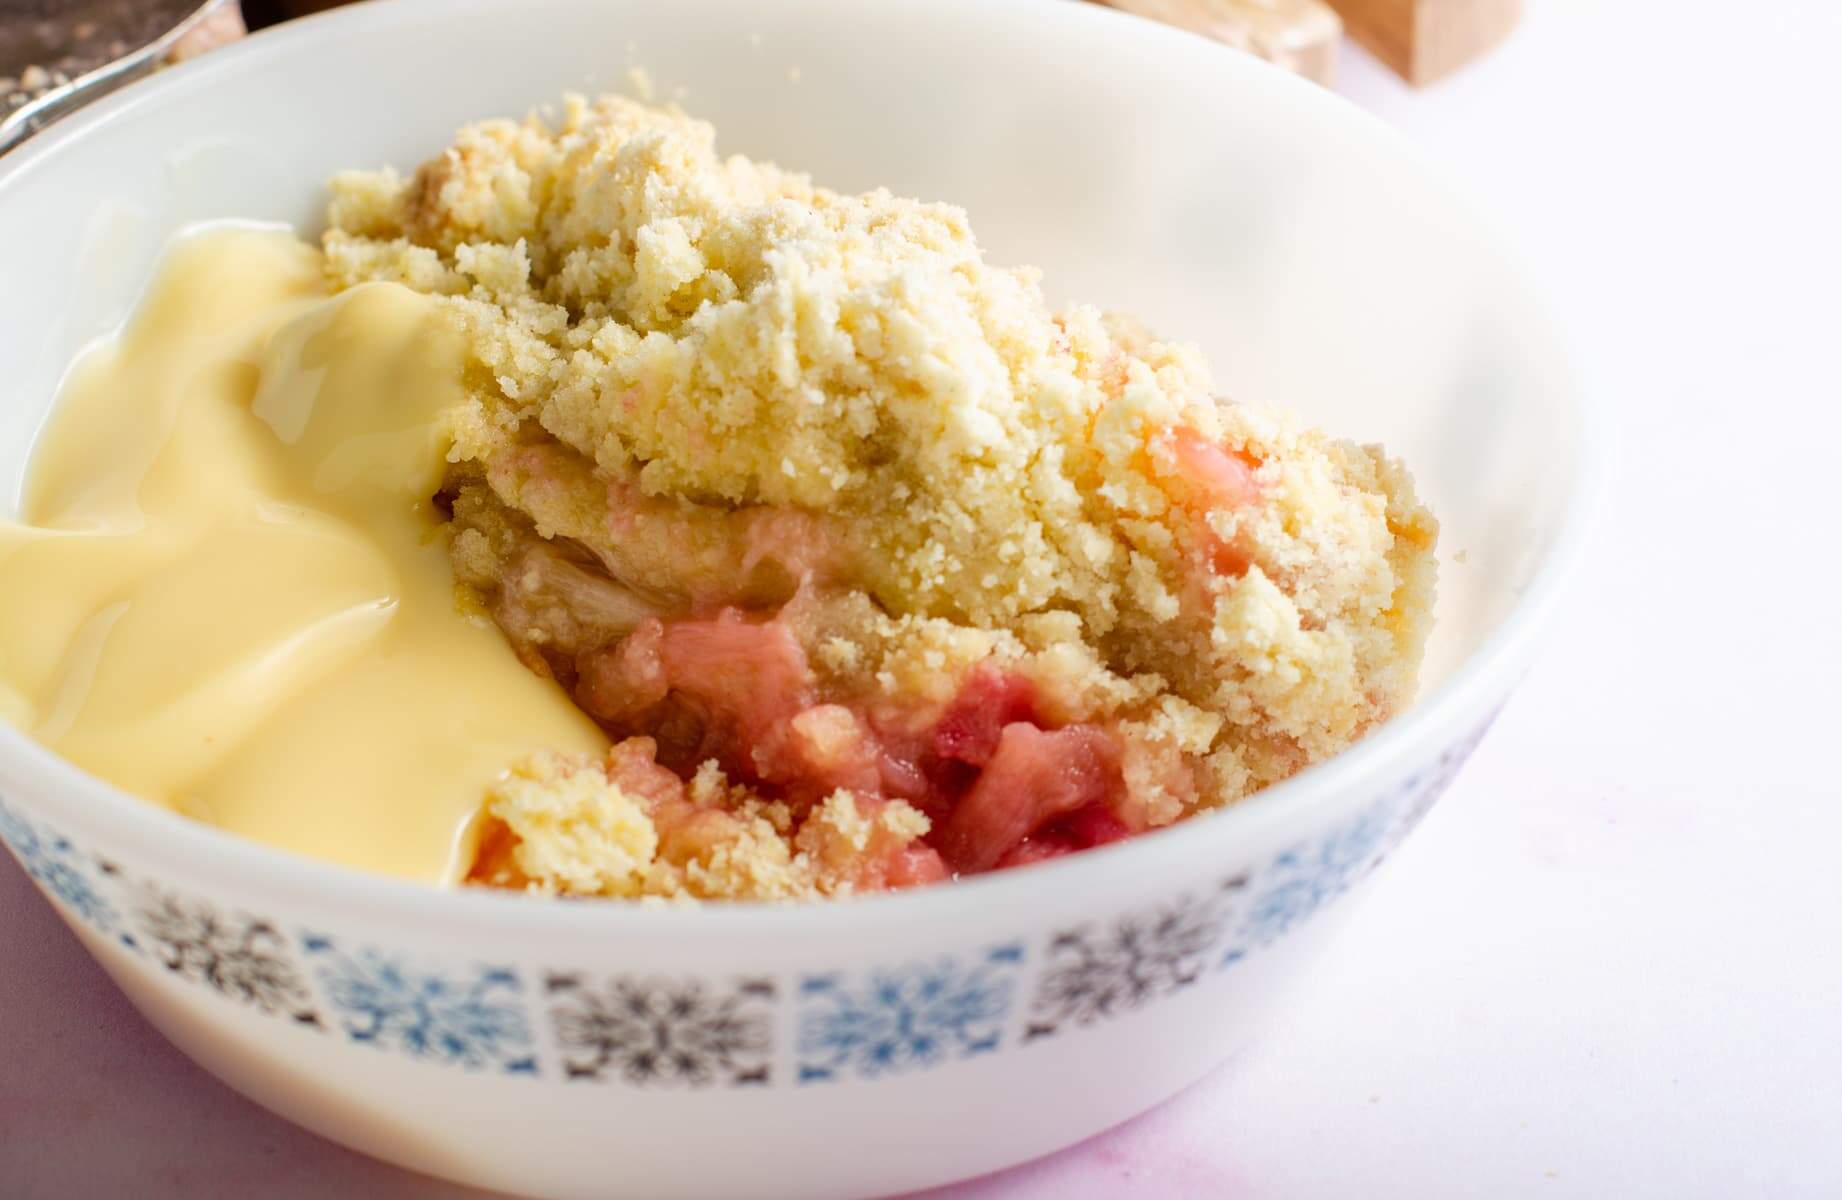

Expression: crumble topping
xmin=323 ymin=95 xmax=1438 ymax=902
xmin=472 ymin=745 xmax=939 ymax=902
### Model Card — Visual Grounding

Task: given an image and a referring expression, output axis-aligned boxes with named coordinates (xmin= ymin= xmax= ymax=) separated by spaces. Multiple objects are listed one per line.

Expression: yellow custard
xmin=0 ymin=227 xmax=605 ymax=883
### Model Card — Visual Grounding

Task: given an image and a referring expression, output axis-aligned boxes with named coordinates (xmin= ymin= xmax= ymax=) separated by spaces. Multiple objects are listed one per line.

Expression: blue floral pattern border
xmin=796 ymin=945 xmax=1024 ymax=1083
xmin=544 ymin=972 xmax=774 ymax=1087
xmin=133 ymin=885 xmax=321 ymax=1026
xmin=1221 ymin=794 xmax=1400 ymax=962
xmin=0 ymin=797 xmax=122 ymax=940
xmin=1220 ymin=712 xmax=1496 ymax=967
xmin=1026 ymin=877 xmax=1245 ymax=1039
xmin=0 ymin=711 xmax=1495 ymax=1083
xmin=302 ymin=935 xmax=537 ymax=1074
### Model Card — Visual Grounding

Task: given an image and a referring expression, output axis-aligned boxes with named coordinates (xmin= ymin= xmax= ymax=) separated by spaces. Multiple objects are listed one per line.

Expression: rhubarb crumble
xmin=321 ymin=95 xmax=1438 ymax=902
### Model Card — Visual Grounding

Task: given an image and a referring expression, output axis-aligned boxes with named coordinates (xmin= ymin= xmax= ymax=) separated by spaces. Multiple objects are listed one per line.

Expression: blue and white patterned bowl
xmin=0 ymin=1 xmax=1593 ymax=1196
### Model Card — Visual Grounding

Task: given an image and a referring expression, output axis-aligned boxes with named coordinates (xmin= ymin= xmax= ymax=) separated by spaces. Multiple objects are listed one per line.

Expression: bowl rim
xmin=0 ymin=0 xmax=1604 ymax=941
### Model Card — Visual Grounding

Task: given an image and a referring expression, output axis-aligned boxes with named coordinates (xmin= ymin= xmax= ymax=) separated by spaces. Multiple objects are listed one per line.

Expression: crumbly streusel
xmin=323 ymin=95 xmax=1437 ymax=902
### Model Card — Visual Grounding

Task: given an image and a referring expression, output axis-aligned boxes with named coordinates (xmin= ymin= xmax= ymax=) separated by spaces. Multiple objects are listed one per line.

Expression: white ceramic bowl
xmin=0 ymin=1 xmax=1593 ymax=1196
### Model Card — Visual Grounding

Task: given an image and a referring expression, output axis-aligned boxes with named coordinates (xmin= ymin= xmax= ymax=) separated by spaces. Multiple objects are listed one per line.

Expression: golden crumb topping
xmin=473 ymin=748 xmax=934 ymax=902
xmin=325 ymin=95 xmax=1437 ymax=902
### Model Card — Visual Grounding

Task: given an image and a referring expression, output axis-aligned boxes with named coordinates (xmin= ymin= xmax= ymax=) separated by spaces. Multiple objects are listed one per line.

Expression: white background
xmin=3 ymin=0 xmax=1839 ymax=1196
xmin=1018 ymin=1 xmax=1842 ymax=1194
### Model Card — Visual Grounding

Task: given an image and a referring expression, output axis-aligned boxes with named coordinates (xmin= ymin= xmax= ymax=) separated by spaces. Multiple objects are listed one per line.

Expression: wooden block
xmin=1095 ymin=0 xmax=1344 ymax=86
xmin=169 ymin=3 xmax=248 ymax=64
xmin=1322 ymin=0 xmax=1520 ymax=86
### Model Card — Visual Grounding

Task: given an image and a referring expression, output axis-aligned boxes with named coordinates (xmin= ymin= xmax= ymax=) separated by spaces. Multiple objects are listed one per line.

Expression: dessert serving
xmin=0 ymin=95 xmax=1437 ymax=903
xmin=0 ymin=1 xmax=1594 ymax=1190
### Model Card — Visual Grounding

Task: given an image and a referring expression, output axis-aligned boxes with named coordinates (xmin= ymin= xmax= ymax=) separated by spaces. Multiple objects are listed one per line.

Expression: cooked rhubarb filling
xmin=322 ymin=96 xmax=1438 ymax=901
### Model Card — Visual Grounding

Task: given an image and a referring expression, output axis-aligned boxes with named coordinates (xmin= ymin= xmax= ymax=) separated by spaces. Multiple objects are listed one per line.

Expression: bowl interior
xmin=0 ymin=0 xmax=1583 ymax=731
